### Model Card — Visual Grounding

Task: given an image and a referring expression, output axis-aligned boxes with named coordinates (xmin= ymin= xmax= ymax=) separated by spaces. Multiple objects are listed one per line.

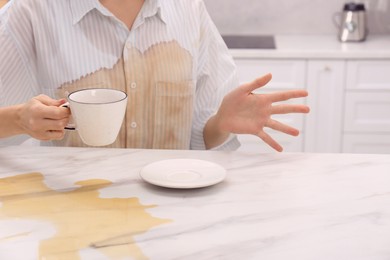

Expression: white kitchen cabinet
xmin=229 ymin=35 xmax=390 ymax=154
xmin=342 ymin=60 xmax=390 ymax=154
xmin=236 ymin=133 xmax=304 ymax=153
xmin=234 ymin=59 xmax=307 ymax=153
xmin=343 ymin=134 xmax=390 ymax=154
xmin=304 ymin=60 xmax=346 ymax=153
xmin=344 ymin=92 xmax=390 ymax=133
xmin=346 ymin=60 xmax=390 ymax=90
xmin=234 ymin=59 xmax=306 ymax=90
xmin=232 ymin=57 xmax=390 ymax=154
xmin=304 ymin=59 xmax=390 ymax=154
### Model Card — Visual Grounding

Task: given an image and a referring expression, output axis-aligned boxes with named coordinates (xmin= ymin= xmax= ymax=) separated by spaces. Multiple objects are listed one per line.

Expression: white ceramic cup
xmin=63 ymin=88 xmax=127 ymax=146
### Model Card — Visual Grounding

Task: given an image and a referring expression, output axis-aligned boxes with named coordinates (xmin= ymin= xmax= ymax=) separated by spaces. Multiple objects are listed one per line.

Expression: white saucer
xmin=139 ymin=159 xmax=226 ymax=189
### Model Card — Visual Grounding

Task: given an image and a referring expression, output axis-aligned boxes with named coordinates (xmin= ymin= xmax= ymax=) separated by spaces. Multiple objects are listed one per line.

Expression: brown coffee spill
xmin=0 ymin=173 xmax=170 ymax=259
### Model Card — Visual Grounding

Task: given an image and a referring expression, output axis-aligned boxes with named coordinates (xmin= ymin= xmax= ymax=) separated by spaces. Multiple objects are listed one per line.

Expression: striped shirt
xmin=0 ymin=0 xmax=240 ymax=150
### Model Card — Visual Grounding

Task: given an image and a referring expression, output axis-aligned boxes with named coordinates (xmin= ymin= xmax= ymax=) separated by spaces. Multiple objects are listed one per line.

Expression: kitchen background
xmin=1 ymin=0 xmax=390 ymax=35
xmin=205 ymin=0 xmax=390 ymax=154
xmin=204 ymin=0 xmax=390 ymax=35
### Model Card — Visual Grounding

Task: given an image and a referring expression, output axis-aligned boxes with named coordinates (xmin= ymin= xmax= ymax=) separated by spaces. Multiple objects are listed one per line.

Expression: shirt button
xmin=126 ymin=42 xmax=132 ymax=49
xmin=130 ymin=122 xmax=137 ymax=128
xmin=130 ymin=82 xmax=137 ymax=89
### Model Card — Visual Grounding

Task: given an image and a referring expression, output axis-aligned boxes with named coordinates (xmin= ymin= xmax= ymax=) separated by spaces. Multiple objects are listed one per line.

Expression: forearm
xmin=0 ymin=105 xmax=24 ymax=138
xmin=203 ymin=114 xmax=230 ymax=150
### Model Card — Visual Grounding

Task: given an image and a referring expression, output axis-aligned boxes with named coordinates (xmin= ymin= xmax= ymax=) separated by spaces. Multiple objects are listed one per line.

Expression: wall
xmin=204 ymin=0 xmax=390 ymax=35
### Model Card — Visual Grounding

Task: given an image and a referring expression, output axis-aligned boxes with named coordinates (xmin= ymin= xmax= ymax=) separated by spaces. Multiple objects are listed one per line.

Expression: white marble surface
xmin=1 ymin=145 xmax=390 ymax=259
xmin=228 ymin=34 xmax=390 ymax=59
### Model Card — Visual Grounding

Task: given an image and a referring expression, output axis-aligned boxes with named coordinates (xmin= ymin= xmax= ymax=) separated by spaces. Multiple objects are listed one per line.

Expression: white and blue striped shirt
xmin=0 ymin=0 xmax=240 ymax=150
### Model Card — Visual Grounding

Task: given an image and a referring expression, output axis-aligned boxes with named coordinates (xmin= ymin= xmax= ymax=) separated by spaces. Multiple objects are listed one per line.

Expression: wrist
xmin=0 ymin=104 xmax=25 ymax=138
xmin=13 ymin=104 xmax=25 ymax=135
xmin=204 ymin=114 xmax=230 ymax=149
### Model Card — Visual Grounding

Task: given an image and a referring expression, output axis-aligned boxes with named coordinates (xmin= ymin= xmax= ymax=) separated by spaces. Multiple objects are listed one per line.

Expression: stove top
xmin=222 ymin=35 xmax=276 ymax=49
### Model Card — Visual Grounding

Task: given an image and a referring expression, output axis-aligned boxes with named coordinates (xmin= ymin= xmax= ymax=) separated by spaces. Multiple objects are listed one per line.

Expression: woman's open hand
xmin=215 ymin=73 xmax=310 ymax=152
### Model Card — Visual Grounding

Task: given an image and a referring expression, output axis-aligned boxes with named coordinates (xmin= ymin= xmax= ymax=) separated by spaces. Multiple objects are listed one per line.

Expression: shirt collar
xmin=141 ymin=0 xmax=167 ymax=24
xmin=70 ymin=0 xmax=167 ymax=25
xmin=70 ymin=0 xmax=101 ymax=25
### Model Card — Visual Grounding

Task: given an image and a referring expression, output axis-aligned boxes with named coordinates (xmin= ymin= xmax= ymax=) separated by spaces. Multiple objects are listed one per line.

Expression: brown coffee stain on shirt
xmin=0 ymin=173 xmax=170 ymax=259
xmin=56 ymin=41 xmax=194 ymax=149
xmin=0 ymin=0 xmax=7 ymax=8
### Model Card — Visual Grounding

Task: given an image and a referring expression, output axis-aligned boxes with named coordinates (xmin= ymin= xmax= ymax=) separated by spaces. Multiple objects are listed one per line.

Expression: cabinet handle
xmin=324 ymin=66 xmax=332 ymax=71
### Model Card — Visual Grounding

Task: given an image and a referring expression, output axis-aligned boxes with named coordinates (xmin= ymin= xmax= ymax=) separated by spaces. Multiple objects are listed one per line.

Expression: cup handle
xmin=60 ymin=102 xmax=76 ymax=130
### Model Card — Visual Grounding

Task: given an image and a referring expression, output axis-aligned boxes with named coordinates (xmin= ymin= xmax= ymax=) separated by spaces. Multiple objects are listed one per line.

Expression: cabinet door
xmin=344 ymin=92 xmax=390 ymax=133
xmin=343 ymin=60 xmax=390 ymax=154
xmin=343 ymin=134 xmax=390 ymax=154
xmin=346 ymin=60 xmax=390 ymax=90
xmin=304 ymin=60 xmax=346 ymax=153
xmin=234 ymin=59 xmax=306 ymax=90
xmin=237 ymin=134 xmax=303 ymax=153
xmin=233 ymin=59 xmax=306 ymax=153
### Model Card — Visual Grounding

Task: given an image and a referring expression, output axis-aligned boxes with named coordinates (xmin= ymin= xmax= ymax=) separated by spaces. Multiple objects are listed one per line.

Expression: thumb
xmin=241 ymin=73 xmax=272 ymax=94
xmin=34 ymin=94 xmax=66 ymax=107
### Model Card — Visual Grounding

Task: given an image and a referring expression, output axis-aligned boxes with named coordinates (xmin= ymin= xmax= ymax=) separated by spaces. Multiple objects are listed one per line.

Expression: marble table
xmin=0 ymin=145 xmax=390 ymax=260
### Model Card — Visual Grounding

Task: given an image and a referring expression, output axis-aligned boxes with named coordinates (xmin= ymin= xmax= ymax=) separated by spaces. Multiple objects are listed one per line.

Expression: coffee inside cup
xmin=69 ymin=88 xmax=127 ymax=104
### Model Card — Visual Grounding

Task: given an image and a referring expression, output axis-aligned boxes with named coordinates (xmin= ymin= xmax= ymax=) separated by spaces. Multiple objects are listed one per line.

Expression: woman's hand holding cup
xmin=17 ymin=95 xmax=70 ymax=141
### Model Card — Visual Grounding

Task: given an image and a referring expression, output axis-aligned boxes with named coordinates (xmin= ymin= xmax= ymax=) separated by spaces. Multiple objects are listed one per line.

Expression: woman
xmin=0 ymin=0 xmax=309 ymax=151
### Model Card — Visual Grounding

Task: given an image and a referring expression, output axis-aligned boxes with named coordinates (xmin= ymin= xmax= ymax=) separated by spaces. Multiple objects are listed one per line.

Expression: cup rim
xmin=68 ymin=88 xmax=128 ymax=105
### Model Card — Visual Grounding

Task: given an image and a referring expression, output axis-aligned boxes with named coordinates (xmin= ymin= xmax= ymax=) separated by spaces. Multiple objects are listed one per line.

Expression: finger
xmin=30 ymin=128 xmax=65 ymax=141
xmin=265 ymin=119 xmax=300 ymax=136
xmin=40 ymin=106 xmax=70 ymax=120
xmin=32 ymin=95 xmax=70 ymax=119
xmin=240 ymin=73 xmax=272 ymax=94
xmin=40 ymin=130 xmax=66 ymax=141
xmin=269 ymin=89 xmax=308 ymax=102
xmin=257 ymin=130 xmax=283 ymax=152
xmin=35 ymin=94 xmax=66 ymax=107
xmin=271 ymin=104 xmax=310 ymax=114
xmin=45 ymin=118 xmax=70 ymax=131
xmin=48 ymin=130 xmax=66 ymax=140
xmin=31 ymin=118 xmax=69 ymax=133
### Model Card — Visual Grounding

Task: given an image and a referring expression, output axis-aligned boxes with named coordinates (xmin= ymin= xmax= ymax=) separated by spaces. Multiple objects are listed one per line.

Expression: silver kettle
xmin=337 ymin=2 xmax=367 ymax=42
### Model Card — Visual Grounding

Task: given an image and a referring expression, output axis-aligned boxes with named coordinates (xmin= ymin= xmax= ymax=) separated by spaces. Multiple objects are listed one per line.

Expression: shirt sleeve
xmin=0 ymin=1 xmax=38 ymax=108
xmin=190 ymin=1 xmax=241 ymax=151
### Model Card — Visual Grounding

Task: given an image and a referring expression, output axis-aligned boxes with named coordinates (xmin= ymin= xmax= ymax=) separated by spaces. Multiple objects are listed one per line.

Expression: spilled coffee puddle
xmin=0 ymin=173 xmax=170 ymax=259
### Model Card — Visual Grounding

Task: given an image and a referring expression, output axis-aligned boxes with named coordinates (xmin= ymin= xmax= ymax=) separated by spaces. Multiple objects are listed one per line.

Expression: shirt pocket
xmin=153 ymin=81 xmax=194 ymax=149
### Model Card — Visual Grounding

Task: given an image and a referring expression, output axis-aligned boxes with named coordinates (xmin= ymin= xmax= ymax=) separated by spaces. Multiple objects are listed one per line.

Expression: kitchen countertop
xmin=229 ymin=34 xmax=390 ymax=59
xmin=1 ymin=145 xmax=390 ymax=259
